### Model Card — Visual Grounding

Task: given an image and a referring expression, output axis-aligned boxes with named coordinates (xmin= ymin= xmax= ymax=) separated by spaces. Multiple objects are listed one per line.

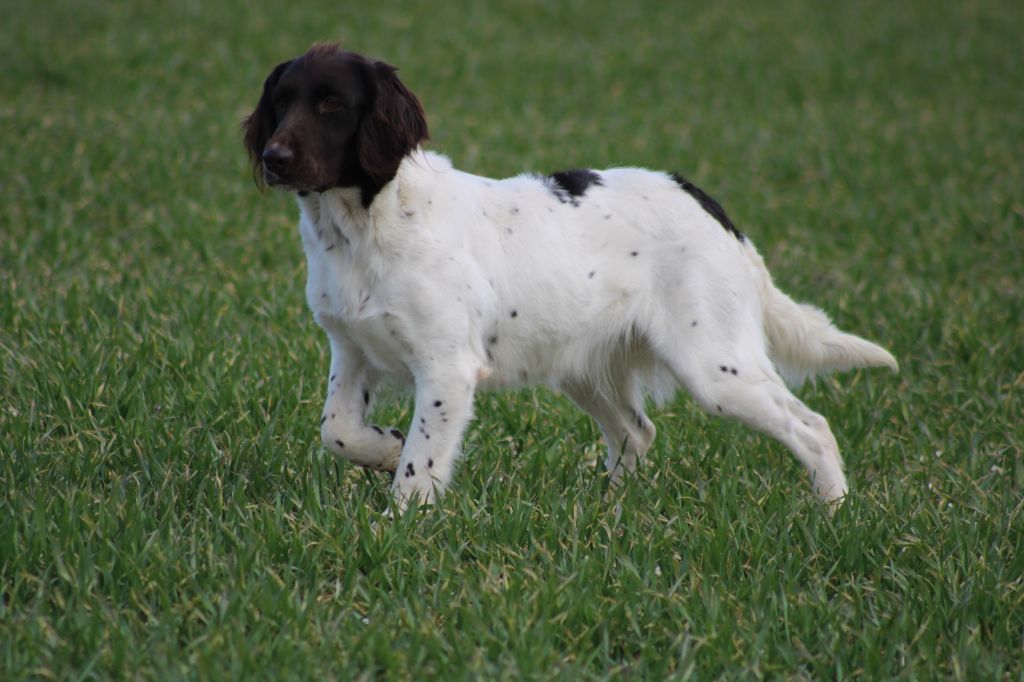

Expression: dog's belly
xmin=478 ymin=337 xmax=565 ymax=389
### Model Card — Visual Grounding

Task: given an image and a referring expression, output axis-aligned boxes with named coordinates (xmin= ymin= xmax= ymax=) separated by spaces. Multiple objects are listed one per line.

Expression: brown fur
xmin=242 ymin=44 xmax=428 ymax=205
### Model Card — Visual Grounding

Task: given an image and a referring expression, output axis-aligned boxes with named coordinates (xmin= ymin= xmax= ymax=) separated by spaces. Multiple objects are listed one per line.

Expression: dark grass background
xmin=2 ymin=0 xmax=1022 ymax=678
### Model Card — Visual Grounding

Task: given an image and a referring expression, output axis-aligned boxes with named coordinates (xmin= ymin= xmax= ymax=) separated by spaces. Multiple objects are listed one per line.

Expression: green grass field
xmin=2 ymin=0 xmax=1022 ymax=678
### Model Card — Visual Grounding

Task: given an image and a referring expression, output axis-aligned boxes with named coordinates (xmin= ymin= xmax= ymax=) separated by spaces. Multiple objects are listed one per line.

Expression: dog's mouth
xmin=264 ymin=167 xmax=300 ymax=189
xmin=263 ymin=168 xmax=286 ymax=187
xmin=264 ymin=169 xmax=329 ymax=194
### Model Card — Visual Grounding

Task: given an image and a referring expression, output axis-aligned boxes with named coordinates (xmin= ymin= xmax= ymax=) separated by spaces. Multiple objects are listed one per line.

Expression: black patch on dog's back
xmin=550 ymin=169 xmax=602 ymax=197
xmin=670 ymin=173 xmax=744 ymax=242
xmin=548 ymin=169 xmax=602 ymax=206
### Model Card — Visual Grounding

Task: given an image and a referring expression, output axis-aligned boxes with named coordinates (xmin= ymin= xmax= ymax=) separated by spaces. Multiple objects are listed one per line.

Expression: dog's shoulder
xmin=387 ymin=149 xmax=455 ymax=207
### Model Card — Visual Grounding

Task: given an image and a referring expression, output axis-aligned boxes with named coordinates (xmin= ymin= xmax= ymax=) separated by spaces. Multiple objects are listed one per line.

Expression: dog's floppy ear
xmin=242 ymin=60 xmax=292 ymax=187
xmin=357 ymin=60 xmax=429 ymax=190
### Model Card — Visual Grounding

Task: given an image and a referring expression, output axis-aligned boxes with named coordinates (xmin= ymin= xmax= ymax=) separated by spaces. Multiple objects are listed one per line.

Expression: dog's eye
xmin=319 ymin=96 xmax=344 ymax=113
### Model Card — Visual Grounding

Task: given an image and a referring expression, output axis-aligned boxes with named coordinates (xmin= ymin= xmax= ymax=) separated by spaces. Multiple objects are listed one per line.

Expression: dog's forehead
xmin=279 ymin=51 xmax=367 ymax=91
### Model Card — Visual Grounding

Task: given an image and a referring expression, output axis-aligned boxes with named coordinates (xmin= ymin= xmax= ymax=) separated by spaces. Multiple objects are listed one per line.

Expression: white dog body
xmin=297 ymin=149 xmax=896 ymax=507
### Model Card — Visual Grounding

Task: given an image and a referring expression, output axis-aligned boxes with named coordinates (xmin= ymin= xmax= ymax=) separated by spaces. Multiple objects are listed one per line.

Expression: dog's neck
xmin=296 ymin=190 xmax=365 ymax=254
xmin=292 ymin=148 xmax=448 ymax=259
xmin=294 ymin=148 xmax=445 ymax=232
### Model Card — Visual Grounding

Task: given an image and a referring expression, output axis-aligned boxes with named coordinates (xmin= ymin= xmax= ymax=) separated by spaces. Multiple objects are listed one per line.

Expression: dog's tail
xmin=746 ymin=241 xmax=898 ymax=387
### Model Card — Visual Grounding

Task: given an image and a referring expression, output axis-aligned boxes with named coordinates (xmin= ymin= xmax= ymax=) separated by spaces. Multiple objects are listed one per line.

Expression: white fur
xmin=301 ymin=149 xmax=897 ymax=510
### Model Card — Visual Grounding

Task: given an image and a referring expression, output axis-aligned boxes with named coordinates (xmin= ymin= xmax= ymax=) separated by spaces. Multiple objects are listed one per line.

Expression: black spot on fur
xmin=320 ymin=416 xmax=326 ymax=425
xmin=691 ymin=320 xmax=698 ymax=327
xmin=731 ymin=368 xmax=738 ymax=375
xmin=331 ymin=374 xmax=337 ymax=381
xmin=405 ymin=462 xmax=415 ymax=478
xmin=363 ymin=389 xmax=370 ymax=405
xmin=434 ymin=400 xmax=443 ymax=407
xmin=670 ymin=173 xmax=744 ymax=242
xmin=548 ymin=169 xmax=602 ymax=206
xmin=335 ymin=439 xmax=345 ymax=448
xmin=720 ymin=365 xmax=728 ymax=373
xmin=510 ymin=310 xmax=518 ymax=318
xmin=489 ymin=335 xmax=498 ymax=345
xmin=588 ymin=271 xmax=596 ymax=279
xmin=716 ymin=405 xmax=723 ymax=413
xmin=391 ymin=428 xmax=405 ymax=441
xmin=372 ymin=425 xmax=384 ymax=435
xmin=428 ymin=458 xmax=434 ymax=468
xmin=630 ymin=251 xmax=638 ymax=257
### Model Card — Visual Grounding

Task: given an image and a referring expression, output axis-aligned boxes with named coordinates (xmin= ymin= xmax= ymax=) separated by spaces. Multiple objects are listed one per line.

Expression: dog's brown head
xmin=243 ymin=45 xmax=428 ymax=205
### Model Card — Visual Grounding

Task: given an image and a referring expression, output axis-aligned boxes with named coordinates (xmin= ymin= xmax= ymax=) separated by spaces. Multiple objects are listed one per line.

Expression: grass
xmin=2 ymin=0 xmax=1022 ymax=678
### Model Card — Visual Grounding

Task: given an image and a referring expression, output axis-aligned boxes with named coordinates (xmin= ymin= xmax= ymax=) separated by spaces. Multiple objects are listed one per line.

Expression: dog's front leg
xmin=320 ymin=337 xmax=404 ymax=472
xmin=391 ymin=364 xmax=478 ymax=511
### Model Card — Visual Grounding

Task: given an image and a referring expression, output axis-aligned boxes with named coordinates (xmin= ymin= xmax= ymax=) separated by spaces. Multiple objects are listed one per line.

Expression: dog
xmin=243 ymin=44 xmax=897 ymax=511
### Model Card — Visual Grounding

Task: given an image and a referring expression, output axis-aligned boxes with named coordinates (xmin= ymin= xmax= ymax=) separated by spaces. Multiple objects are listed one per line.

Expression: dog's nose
xmin=262 ymin=144 xmax=294 ymax=172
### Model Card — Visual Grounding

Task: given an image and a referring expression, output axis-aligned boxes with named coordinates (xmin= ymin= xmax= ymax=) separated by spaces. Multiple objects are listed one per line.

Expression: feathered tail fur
xmin=746 ymin=242 xmax=899 ymax=387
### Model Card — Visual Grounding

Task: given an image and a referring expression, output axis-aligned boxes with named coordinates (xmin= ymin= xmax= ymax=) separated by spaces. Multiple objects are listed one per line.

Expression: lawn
xmin=2 ymin=0 xmax=1022 ymax=678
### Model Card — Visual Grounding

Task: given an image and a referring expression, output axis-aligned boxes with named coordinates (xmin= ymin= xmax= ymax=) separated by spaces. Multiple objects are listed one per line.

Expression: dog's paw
xmin=390 ymin=479 xmax=437 ymax=515
xmin=373 ymin=507 xmax=395 ymax=529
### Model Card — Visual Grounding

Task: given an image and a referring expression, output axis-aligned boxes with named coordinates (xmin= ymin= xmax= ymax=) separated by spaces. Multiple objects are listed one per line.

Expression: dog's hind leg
xmin=560 ymin=372 xmax=656 ymax=487
xmin=722 ymin=375 xmax=847 ymax=504
xmin=664 ymin=344 xmax=848 ymax=504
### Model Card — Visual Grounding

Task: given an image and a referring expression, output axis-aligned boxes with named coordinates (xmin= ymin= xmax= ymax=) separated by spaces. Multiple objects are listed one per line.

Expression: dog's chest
xmin=302 ymin=229 xmax=412 ymax=377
